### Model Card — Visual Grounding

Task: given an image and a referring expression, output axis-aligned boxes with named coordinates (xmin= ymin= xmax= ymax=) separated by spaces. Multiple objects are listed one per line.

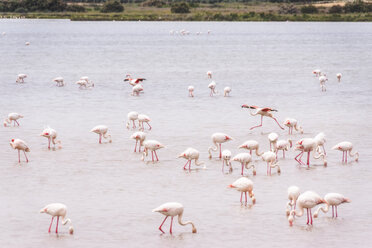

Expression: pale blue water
xmin=0 ymin=20 xmax=372 ymax=247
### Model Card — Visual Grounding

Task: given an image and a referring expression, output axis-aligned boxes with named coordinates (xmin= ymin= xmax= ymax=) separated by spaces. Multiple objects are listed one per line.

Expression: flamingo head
xmin=288 ymin=215 xmax=294 ymax=226
xmin=156 ymin=143 xmax=165 ymax=149
xmin=39 ymin=207 xmax=47 ymax=213
xmin=3 ymin=121 xmax=7 ymax=127
xmin=228 ymin=184 xmax=236 ymax=188
xmin=178 ymin=153 xmax=186 ymax=158
xmin=332 ymin=145 xmax=341 ymax=151
xmin=152 ymin=207 xmax=168 ymax=213
xmin=225 ymin=136 xmax=232 ymax=141
xmin=40 ymin=132 xmax=50 ymax=137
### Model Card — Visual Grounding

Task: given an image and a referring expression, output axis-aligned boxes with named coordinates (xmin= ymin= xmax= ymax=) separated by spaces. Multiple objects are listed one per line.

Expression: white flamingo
xmin=336 ymin=73 xmax=342 ymax=82
xmin=221 ymin=149 xmax=232 ymax=173
xmin=332 ymin=141 xmax=359 ymax=163
xmin=314 ymin=193 xmax=351 ymax=218
xmin=276 ymin=139 xmax=292 ymax=158
xmin=241 ymin=105 xmax=284 ymax=130
xmin=232 ymin=153 xmax=256 ymax=176
xmin=261 ymin=151 xmax=280 ymax=175
xmin=138 ymin=114 xmax=152 ymax=131
xmin=207 ymin=71 xmax=212 ymax=79
xmin=286 ymin=186 xmax=301 ymax=216
xmin=268 ymin=132 xmax=279 ymax=152
xmin=130 ymin=131 xmax=146 ymax=152
xmin=40 ymin=127 xmax=61 ymax=149
xmin=40 ymin=203 xmax=74 ymax=234
xmin=283 ymin=118 xmax=303 ymax=134
xmin=90 ymin=125 xmax=111 ymax=144
xmin=152 ymin=202 xmax=197 ymax=234
xmin=178 ymin=147 xmax=204 ymax=170
xmin=223 ymin=87 xmax=231 ymax=97
xmin=16 ymin=74 xmax=27 ymax=83
xmin=314 ymin=132 xmax=326 ymax=155
xmin=141 ymin=140 xmax=164 ymax=162
xmin=132 ymin=84 xmax=144 ymax=96
xmin=294 ymin=138 xmax=327 ymax=167
xmin=228 ymin=177 xmax=256 ymax=205
xmin=126 ymin=111 xmax=138 ymax=129
xmin=238 ymin=140 xmax=263 ymax=158
xmin=3 ymin=113 xmax=23 ymax=127
xmin=53 ymin=77 xmax=64 ymax=87
xmin=319 ymin=74 xmax=327 ymax=92
xmin=188 ymin=86 xmax=194 ymax=97
xmin=10 ymin=138 xmax=30 ymax=163
xmin=208 ymin=81 xmax=217 ymax=96
xmin=208 ymin=133 xmax=233 ymax=159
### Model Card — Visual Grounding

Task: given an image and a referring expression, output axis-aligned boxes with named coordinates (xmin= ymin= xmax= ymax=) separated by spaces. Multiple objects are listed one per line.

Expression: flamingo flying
xmin=152 ymin=202 xmax=197 ymax=234
xmin=207 ymin=71 xmax=212 ymax=79
xmin=232 ymin=153 xmax=256 ymax=176
xmin=238 ymin=140 xmax=263 ymax=158
xmin=124 ymin=75 xmax=146 ymax=86
xmin=53 ymin=77 xmax=64 ymax=87
xmin=16 ymin=74 xmax=27 ymax=83
xmin=10 ymin=138 xmax=30 ymax=163
xmin=40 ymin=203 xmax=74 ymax=234
xmin=188 ymin=86 xmax=194 ymax=97
xmin=288 ymin=191 xmax=325 ymax=226
xmin=90 ymin=125 xmax=112 ymax=144
xmin=40 ymin=127 xmax=61 ymax=149
xmin=208 ymin=132 xmax=233 ymax=159
xmin=261 ymin=151 xmax=280 ymax=176
xmin=138 ymin=114 xmax=152 ymax=131
xmin=336 ymin=73 xmax=342 ymax=82
xmin=268 ymin=132 xmax=279 ymax=152
xmin=276 ymin=139 xmax=292 ymax=158
xmin=141 ymin=140 xmax=164 ymax=162
xmin=130 ymin=131 xmax=146 ymax=152
xmin=3 ymin=113 xmax=23 ymax=127
xmin=223 ymin=87 xmax=231 ymax=97
xmin=178 ymin=147 xmax=204 ymax=170
xmin=208 ymin=81 xmax=217 ymax=96
xmin=241 ymin=105 xmax=284 ymax=130
xmin=294 ymin=138 xmax=327 ymax=167
xmin=314 ymin=193 xmax=351 ymax=218
xmin=126 ymin=111 xmax=138 ymax=129
xmin=229 ymin=177 xmax=256 ymax=205
xmin=332 ymin=141 xmax=359 ymax=163
xmin=286 ymin=186 xmax=301 ymax=216
xmin=221 ymin=149 xmax=232 ymax=173
xmin=283 ymin=118 xmax=303 ymax=134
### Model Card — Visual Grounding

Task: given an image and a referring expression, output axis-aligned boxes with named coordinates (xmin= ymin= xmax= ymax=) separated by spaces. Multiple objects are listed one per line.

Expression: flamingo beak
xmin=228 ymin=184 xmax=235 ymax=188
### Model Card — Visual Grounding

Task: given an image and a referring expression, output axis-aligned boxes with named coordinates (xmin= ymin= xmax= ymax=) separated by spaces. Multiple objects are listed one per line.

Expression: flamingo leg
xmin=299 ymin=152 xmax=304 ymax=164
xmin=345 ymin=151 xmax=348 ymax=163
xmin=250 ymin=150 xmax=252 ymax=155
xmin=295 ymin=151 xmax=304 ymax=165
xmin=183 ymin=160 xmax=189 ymax=170
xmin=55 ymin=216 xmax=59 ymax=233
xmin=306 ymin=208 xmax=309 ymax=224
xmin=23 ymin=151 xmax=28 ymax=162
xmin=272 ymin=117 xmax=284 ymax=130
xmin=250 ymin=115 xmax=263 ymax=130
xmin=241 ymin=162 xmax=244 ymax=175
xmin=170 ymin=216 xmax=174 ymax=234
xmin=283 ymin=150 xmax=285 ymax=158
xmin=158 ymin=216 xmax=168 ymax=233
xmin=151 ymin=151 xmax=154 ymax=162
xmin=99 ymin=134 xmax=102 ymax=144
xmin=222 ymin=159 xmax=224 ymax=172
xmin=48 ymin=217 xmax=54 ymax=233
xmin=240 ymin=192 xmax=243 ymax=203
xmin=147 ymin=122 xmax=152 ymax=130
xmin=342 ymin=151 xmax=345 ymax=163
xmin=13 ymin=121 xmax=15 ymax=127
xmin=245 ymin=192 xmax=247 ymax=204
xmin=322 ymin=145 xmax=326 ymax=155
xmin=332 ymin=206 xmax=334 ymax=218
xmin=189 ymin=160 xmax=191 ymax=170
xmin=219 ymin=144 xmax=222 ymax=159
xmin=154 ymin=151 xmax=159 ymax=161
xmin=132 ymin=120 xmax=136 ymax=128
xmin=134 ymin=140 xmax=138 ymax=152
xmin=310 ymin=209 xmax=313 ymax=225
xmin=307 ymin=151 xmax=310 ymax=167
xmin=18 ymin=150 xmax=20 ymax=163
xmin=15 ymin=120 xmax=20 ymax=126
xmin=48 ymin=138 xmax=51 ymax=149
xmin=336 ymin=206 xmax=338 ymax=218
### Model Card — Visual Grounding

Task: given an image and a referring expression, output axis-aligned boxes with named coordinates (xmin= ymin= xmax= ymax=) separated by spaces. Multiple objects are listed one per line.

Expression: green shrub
xmin=279 ymin=4 xmax=298 ymax=14
xmin=15 ymin=7 xmax=27 ymax=13
xmin=328 ymin=5 xmax=343 ymax=14
xmin=301 ymin=5 xmax=318 ymax=14
xmin=66 ymin=5 xmax=86 ymax=12
xmin=171 ymin=2 xmax=190 ymax=14
xmin=344 ymin=0 xmax=372 ymax=13
xmin=101 ymin=0 xmax=124 ymax=13
xmin=142 ymin=0 xmax=166 ymax=8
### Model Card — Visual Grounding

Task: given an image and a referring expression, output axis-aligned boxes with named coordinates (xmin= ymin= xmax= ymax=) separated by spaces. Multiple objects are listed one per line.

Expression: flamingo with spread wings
xmin=241 ymin=105 xmax=284 ymax=130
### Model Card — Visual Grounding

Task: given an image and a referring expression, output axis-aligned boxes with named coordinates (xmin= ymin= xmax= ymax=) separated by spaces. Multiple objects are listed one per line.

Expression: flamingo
xmin=228 ymin=177 xmax=256 ymax=205
xmin=10 ymin=138 xmax=30 ymax=163
xmin=314 ymin=193 xmax=351 ymax=218
xmin=286 ymin=186 xmax=300 ymax=216
xmin=288 ymin=191 xmax=325 ymax=226
xmin=336 ymin=73 xmax=342 ymax=82
xmin=76 ymin=79 xmax=94 ymax=89
xmin=283 ymin=118 xmax=303 ymax=134
xmin=221 ymin=149 xmax=232 ymax=173
xmin=25 ymin=41 xmax=30 ymax=46
xmin=207 ymin=71 xmax=212 ymax=79
xmin=152 ymin=202 xmax=197 ymax=234
xmin=332 ymin=141 xmax=359 ymax=163
xmin=16 ymin=74 xmax=27 ymax=83
xmin=223 ymin=87 xmax=231 ymax=97
xmin=132 ymin=84 xmax=144 ymax=96
xmin=124 ymin=75 xmax=146 ymax=86
xmin=90 ymin=125 xmax=111 ymax=144
xmin=126 ymin=111 xmax=138 ymax=129
xmin=261 ymin=151 xmax=280 ymax=176
xmin=138 ymin=114 xmax=152 ymax=131
xmin=319 ymin=74 xmax=327 ymax=92
xmin=188 ymin=86 xmax=194 ymax=97
xmin=141 ymin=140 xmax=164 ymax=162
xmin=40 ymin=127 xmax=61 ymax=149
xmin=208 ymin=133 xmax=233 ymax=159
xmin=238 ymin=140 xmax=263 ymax=158
xmin=294 ymin=138 xmax=327 ymax=167
xmin=208 ymin=81 xmax=217 ymax=96
xmin=232 ymin=153 xmax=256 ymax=176
xmin=53 ymin=77 xmax=64 ymax=87
xmin=130 ymin=131 xmax=146 ymax=152
xmin=241 ymin=105 xmax=284 ymax=130
xmin=268 ymin=132 xmax=279 ymax=152
xmin=3 ymin=113 xmax=23 ymax=127
xmin=313 ymin=69 xmax=321 ymax=77
xmin=276 ymin=139 xmax=292 ymax=158
xmin=178 ymin=147 xmax=204 ymax=170
xmin=40 ymin=203 xmax=74 ymax=234
xmin=80 ymin=76 xmax=94 ymax=87
xmin=314 ymin=132 xmax=326 ymax=155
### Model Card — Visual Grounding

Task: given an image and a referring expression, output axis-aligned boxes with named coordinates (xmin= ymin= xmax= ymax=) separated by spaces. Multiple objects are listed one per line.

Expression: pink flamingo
xmin=283 ymin=118 xmax=303 ymax=134
xmin=332 ymin=141 xmax=359 ymax=163
xmin=336 ymin=73 xmax=342 ymax=82
xmin=40 ymin=127 xmax=61 ymax=149
xmin=261 ymin=151 xmax=281 ymax=176
xmin=294 ymin=138 xmax=327 ymax=167
xmin=10 ymin=138 xmax=30 ymax=163
xmin=208 ymin=81 xmax=217 ymax=96
xmin=276 ymin=139 xmax=292 ymax=158
xmin=138 ymin=114 xmax=152 ymax=131
xmin=40 ymin=203 xmax=74 ymax=234
xmin=3 ymin=113 xmax=23 ymax=127
xmin=90 ymin=125 xmax=112 ymax=144
xmin=221 ymin=149 xmax=232 ymax=173
xmin=232 ymin=153 xmax=256 ymax=176
xmin=314 ymin=193 xmax=351 ymax=218
xmin=141 ymin=140 xmax=164 ymax=162
xmin=241 ymin=105 xmax=284 ymax=130
xmin=286 ymin=186 xmax=300 ymax=216
xmin=124 ymin=74 xmax=146 ymax=86
xmin=208 ymin=132 xmax=233 ymax=159
xmin=178 ymin=147 xmax=204 ymax=170
xmin=188 ymin=86 xmax=194 ymax=97
xmin=130 ymin=131 xmax=146 ymax=152
xmin=228 ymin=177 xmax=256 ymax=205
xmin=238 ymin=140 xmax=263 ymax=158
xmin=207 ymin=71 xmax=212 ymax=79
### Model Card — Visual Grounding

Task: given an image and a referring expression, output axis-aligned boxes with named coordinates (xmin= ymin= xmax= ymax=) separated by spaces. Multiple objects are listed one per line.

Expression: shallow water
xmin=0 ymin=20 xmax=372 ymax=248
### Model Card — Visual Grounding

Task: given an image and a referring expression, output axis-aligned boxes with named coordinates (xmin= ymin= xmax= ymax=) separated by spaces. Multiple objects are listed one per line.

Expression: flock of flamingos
xmin=5 ymin=69 xmax=359 ymax=235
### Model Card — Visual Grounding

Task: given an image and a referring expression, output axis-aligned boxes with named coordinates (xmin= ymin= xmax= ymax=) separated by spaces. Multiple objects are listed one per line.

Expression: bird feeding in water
xmin=53 ymin=77 xmax=65 ymax=87
xmin=229 ymin=177 xmax=256 ymax=205
xmin=16 ymin=74 xmax=27 ymax=83
xmin=332 ymin=141 xmax=359 ymax=163
xmin=130 ymin=131 xmax=146 ymax=152
xmin=224 ymin=86 xmax=231 ymax=97
xmin=152 ymin=202 xmax=197 ymax=234
xmin=141 ymin=140 xmax=164 ymax=162
xmin=241 ymin=105 xmax=284 ymax=130
xmin=232 ymin=153 xmax=256 ymax=176
xmin=178 ymin=147 xmax=204 ymax=170
xmin=286 ymin=186 xmax=301 ymax=216
xmin=40 ymin=203 xmax=74 ymax=234
xmin=188 ymin=86 xmax=194 ymax=97
xmin=3 ymin=113 xmax=23 ymax=127
xmin=283 ymin=118 xmax=303 ymax=134
xmin=208 ymin=81 xmax=217 ymax=96
xmin=126 ymin=111 xmax=139 ymax=129
xmin=294 ymin=138 xmax=327 ymax=167
xmin=208 ymin=133 xmax=233 ymax=159
xmin=138 ymin=114 xmax=152 ymax=131
xmin=313 ymin=193 xmax=351 ymax=218
xmin=221 ymin=149 xmax=232 ymax=173
xmin=238 ymin=140 xmax=263 ymax=158
xmin=40 ymin=127 xmax=61 ymax=149
xmin=336 ymin=73 xmax=342 ymax=82
xmin=10 ymin=138 xmax=30 ymax=163
xmin=260 ymin=151 xmax=281 ymax=176
xmin=90 ymin=125 xmax=112 ymax=144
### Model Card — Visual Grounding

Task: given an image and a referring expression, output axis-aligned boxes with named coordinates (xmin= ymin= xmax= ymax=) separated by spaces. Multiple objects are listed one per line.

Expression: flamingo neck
xmin=178 ymin=212 xmax=196 ymax=230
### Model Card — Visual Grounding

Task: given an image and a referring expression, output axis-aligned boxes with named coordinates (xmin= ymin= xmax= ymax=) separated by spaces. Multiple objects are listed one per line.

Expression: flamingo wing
xmin=241 ymin=105 xmax=258 ymax=109
xmin=134 ymin=78 xmax=146 ymax=84
xmin=262 ymin=107 xmax=277 ymax=112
